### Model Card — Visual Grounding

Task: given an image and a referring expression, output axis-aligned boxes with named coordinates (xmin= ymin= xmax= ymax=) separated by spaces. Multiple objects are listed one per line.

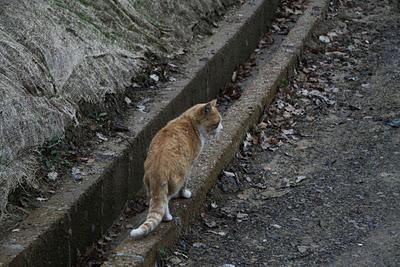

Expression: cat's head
xmin=194 ymin=100 xmax=223 ymax=137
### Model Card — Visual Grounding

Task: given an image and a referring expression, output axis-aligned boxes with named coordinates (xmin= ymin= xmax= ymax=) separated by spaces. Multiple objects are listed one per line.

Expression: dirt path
xmin=162 ymin=0 xmax=400 ymax=266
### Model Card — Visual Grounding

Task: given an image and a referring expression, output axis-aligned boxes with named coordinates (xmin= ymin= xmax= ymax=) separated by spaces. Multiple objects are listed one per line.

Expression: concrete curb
xmin=103 ymin=0 xmax=330 ymax=266
xmin=0 ymin=0 xmax=279 ymax=266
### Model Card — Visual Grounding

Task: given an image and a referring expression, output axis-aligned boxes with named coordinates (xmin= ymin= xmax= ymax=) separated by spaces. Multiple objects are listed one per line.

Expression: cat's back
xmin=145 ymin=115 xmax=200 ymax=170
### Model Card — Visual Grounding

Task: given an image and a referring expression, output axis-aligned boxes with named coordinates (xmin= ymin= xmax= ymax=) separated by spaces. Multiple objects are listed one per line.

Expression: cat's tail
xmin=130 ymin=190 xmax=167 ymax=239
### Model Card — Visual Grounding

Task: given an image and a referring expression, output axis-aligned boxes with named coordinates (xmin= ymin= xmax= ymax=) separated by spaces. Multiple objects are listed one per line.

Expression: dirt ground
xmin=162 ymin=0 xmax=400 ymax=266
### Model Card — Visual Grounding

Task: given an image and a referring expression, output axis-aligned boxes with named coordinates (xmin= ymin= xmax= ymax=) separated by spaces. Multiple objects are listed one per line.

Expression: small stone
xmin=47 ymin=171 xmax=58 ymax=181
xmin=124 ymin=97 xmax=132 ymax=105
xmin=210 ymin=202 xmax=218 ymax=209
xmin=193 ymin=242 xmax=207 ymax=248
xmin=170 ymin=256 xmax=182 ymax=265
xmin=297 ymin=245 xmax=308 ymax=253
xmin=271 ymin=224 xmax=282 ymax=229
xmin=205 ymin=220 xmax=217 ymax=228
xmin=71 ymin=167 xmax=82 ymax=182
xmin=282 ymin=129 xmax=294 ymax=135
xmin=319 ymin=35 xmax=331 ymax=44
xmin=231 ymin=71 xmax=237 ymax=82
xmin=223 ymin=171 xmax=236 ymax=178
xmin=236 ymin=212 xmax=248 ymax=219
xmin=149 ymin=74 xmax=159 ymax=82
xmin=327 ymin=31 xmax=338 ymax=38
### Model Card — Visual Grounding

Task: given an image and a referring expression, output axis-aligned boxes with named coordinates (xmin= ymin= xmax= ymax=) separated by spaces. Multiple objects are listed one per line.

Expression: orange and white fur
xmin=130 ymin=100 xmax=223 ymax=239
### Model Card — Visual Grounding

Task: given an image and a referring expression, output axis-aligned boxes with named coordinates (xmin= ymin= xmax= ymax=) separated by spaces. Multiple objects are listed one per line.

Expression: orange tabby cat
xmin=130 ymin=100 xmax=222 ymax=239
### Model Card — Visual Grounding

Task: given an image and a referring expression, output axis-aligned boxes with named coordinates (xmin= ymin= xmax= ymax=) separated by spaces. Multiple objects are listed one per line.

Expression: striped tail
xmin=130 ymin=195 xmax=166 ymax=239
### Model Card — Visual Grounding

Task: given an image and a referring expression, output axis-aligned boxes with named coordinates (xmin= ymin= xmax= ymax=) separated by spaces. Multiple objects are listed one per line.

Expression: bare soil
xmin=162 ymin=0 xmax=400 ymax=266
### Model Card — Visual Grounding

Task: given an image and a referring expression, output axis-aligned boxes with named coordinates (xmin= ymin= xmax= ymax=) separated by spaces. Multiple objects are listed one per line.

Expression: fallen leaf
xmin=96 ymin=132 xmax=108 ymax=141
xmin=258 ymin=121 xmax=269 ymax=129
xmin=236 ymin=212 xmax=248 ymax=220
xmin=261 ymin=189 xmax=289 ymax=199
xmin=384 ymin=119 xmax=400 ymax=128
xmin=295 ymin=176 xmax=307 ymax=183
xmin=205 ymin=221 xmax=217 ymax=228
xmin=282 ymin=129 xmax=295 ymax=135
xmin=208 ymin=230 xmax=227 ymax=236
xmin=262 ymin=164 xmax=272 ymax=171
xmin=193 ymin=242 xmax=207 ymax=248
xmin=237 ymin=192 xmax=249 ymax=200
xmin=285 ymin=104 xmax=296 ymax=112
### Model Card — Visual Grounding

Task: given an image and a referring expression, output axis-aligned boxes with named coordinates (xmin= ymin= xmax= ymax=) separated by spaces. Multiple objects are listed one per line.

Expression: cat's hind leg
xmin=180 ymin=188 xmax=192 ymax=198
xmin=179 ymin=178 xmax=192 ymax=199
xmin=179 ymin=181 xmax=192 ymax=199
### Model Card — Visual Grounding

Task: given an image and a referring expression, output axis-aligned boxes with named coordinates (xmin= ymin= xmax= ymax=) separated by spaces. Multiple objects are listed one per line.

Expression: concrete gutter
xmin=103 ymin=0 xmax=330 ymax=266
xmin=0 ymin=0 xmax=280 ymax=266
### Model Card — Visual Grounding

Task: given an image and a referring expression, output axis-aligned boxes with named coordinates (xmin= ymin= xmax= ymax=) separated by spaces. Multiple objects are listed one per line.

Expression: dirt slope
xmin=0 ymin=0 xmax=240 ymax=218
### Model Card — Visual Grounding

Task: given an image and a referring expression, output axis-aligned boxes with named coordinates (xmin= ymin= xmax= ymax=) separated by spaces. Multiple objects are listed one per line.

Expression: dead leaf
xmin=236 ymin=213 xmax=248 ymax=220
xmin=208 ymin=230 xmax=227 ymax=236
xmin=237 ymin=192 xmax=249 ymax=200
xmin=205 ymin=221 xmax=217 ymax=228
xmin=258 ymin=121 xmax=269 ymax=129
xmin=193 ymin=242 xmax=207 ymax=248
xmin=295 ymin=176 xmax=307 ymax=183
xmin=282 ymin=129 xmax=295 ymax=135
xmin=261 ymin=189 xmax=289 ymax=199
xmin=285 ymin=104 xmax=296 ymax=112
xmin=262 ymin=164 xmax=272 ymax=171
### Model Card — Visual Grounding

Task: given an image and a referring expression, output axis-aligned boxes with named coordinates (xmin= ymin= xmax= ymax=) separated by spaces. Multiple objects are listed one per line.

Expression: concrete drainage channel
xmin=0 ymin=0 xmax=329 ymax=266
xmin=103 ymin=0 xmax=330 ymax=266
xmin=1 ymin=0 xmax=278 ymax=266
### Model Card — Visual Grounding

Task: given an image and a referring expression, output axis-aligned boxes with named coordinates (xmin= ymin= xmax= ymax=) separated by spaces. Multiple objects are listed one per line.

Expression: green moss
xmin=280 ymin=78 xmax=290 ymax=88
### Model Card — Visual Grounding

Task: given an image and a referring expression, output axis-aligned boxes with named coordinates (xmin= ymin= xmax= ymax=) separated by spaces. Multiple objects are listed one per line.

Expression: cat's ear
xmin=204 ymin=102 xmax=212 ymax=116
xmin=210 ymin=99 xmax=217 ymax=107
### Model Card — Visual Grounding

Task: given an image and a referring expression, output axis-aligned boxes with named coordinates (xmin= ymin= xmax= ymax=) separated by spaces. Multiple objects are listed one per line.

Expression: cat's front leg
xmin=163 ymin=202 xmax=173 ymax=221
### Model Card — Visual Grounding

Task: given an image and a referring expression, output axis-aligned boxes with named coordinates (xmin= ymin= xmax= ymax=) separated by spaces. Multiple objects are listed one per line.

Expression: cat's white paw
xmin=163 ymin=213 xmax=173 ymax=221
xmin=181 ymin=189 xmax=192 ymax=199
